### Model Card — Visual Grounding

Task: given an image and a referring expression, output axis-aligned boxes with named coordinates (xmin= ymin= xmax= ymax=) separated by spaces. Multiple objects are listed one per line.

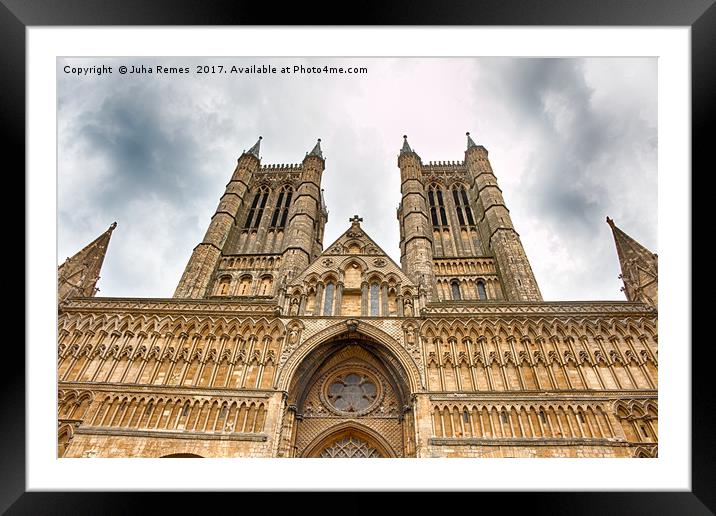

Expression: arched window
xmin=460 ymin=187 xmax=475 ymax=225
xmin=269 ymin=185 xmax=293 ymax=229
xmin=217 ymin=276 xmax=232 ymax=296
xmin=243 ymin=187 xmax=270 ymax=229
xmin=387 ymin=287 xmax=397 ymax=315
xmin=344 ymin=262 xmax=362 ymax=288
xmin=323 ymin=282 xmax=335 ymax=316
xmin=452 ymin=187 xmax=465 ymax=226
xmin=370 ymin=283 xmax=380 ymax=316
xmin=452 ymin=185 xmax=475 ymax=226
xmin=237 ymin=275 xmax=253 ymax=296
xmin=258 ymin=276 xmax=273 ymax=296
xmin=306 ymin=287 xmax=316 ymax=315
xmin=451 ymin=280 xmax=461 ymax=300
xmin=476 ymin=281 xmax=487 ymax=300
xmin=428 ymin=185 xmax=448 ymax=227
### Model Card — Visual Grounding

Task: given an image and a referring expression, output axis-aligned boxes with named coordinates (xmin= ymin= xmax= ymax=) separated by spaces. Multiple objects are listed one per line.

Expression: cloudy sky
xmin=57 ymin=57 xmax=657 ymax=301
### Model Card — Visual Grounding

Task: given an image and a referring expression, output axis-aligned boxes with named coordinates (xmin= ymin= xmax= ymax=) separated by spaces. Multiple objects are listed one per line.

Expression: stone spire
xmin=245 ymin=136 xmax=262 ymax=159
xmin=400 ymin=134 xmax=414 ymax=156
xmin=607 ymin=216 xmax=658 ymax=309
xmin=466 ymin=131 xmax=477 ymax=149
xmin=308 ymin=138 xmax=323 ymax=159
xmin=58 ymin=222 xmax=117 ymax=304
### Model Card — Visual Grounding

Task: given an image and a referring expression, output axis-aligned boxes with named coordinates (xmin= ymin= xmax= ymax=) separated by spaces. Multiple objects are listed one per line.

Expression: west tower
xmin=174 ymin=137 xmax=328 ymax=300
xmin=397 ymin=133 xmax=542 ymax=303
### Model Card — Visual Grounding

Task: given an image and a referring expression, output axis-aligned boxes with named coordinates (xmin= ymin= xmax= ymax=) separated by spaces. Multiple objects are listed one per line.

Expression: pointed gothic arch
xmin=278 ymin=320 xmax=420 ymax=458
xmin=301 ymin=422 xmax=396 ymax=458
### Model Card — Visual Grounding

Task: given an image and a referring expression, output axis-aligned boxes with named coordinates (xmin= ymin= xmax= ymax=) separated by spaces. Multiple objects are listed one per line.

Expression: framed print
xmin=7 ymin=0 xmax=712 ymax=513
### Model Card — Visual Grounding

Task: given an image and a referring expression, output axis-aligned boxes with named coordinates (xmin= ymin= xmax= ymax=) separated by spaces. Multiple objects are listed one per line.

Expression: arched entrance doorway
xmin=303 ymin=423 xmax=396 ymax=458
xmin=281 ymin=330 xmax=416 ymax=458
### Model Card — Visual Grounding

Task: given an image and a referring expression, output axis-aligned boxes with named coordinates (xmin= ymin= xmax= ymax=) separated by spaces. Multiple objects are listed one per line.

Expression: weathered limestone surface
xmin=58 ymin=136 xmax=657 ymax=458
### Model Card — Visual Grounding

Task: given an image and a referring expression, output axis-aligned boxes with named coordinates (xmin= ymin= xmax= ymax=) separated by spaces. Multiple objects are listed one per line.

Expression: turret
xmin=465 ymin=132 xmax=542 ymax=301
xmin=397 ymin=135 xmax=437 ymax=300
xmin=173 ymin=137 xmax=261 ymax=298
xmin=279 ymin=139 xmax=327 ymax=282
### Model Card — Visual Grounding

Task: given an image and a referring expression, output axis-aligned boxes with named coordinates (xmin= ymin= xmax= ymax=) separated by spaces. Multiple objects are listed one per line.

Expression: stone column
xmin=334 ymin=282 xmax=344 ymax=316
xmin=315 ymin=282 xmax=324 ymax=316
xmin=381 ymin=282 xmax=389 ymax=316
xmin=361 ymin=281 xmax=369 ymax=316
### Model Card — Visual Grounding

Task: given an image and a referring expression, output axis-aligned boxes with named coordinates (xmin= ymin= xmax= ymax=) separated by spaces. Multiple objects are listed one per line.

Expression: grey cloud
xmin=466 ymin=58 xmax=656 ymax=299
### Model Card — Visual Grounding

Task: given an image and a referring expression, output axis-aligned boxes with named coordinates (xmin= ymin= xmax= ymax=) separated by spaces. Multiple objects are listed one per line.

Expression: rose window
xmin=326 ymin=373 xmax=378 ymax=413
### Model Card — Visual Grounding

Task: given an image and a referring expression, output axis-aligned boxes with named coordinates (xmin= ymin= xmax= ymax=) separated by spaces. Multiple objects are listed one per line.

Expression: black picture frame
xmin=6 ymin=1 xmax=709 ymax=513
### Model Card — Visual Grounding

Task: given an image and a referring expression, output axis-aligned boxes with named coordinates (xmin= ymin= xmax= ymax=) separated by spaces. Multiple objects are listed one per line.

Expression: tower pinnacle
xmin=308 ymin=138 xmax=323 ymax=158
xmin=58 ymin=222 xmax=117 ymax=303
xmin=400 ymin=135 xmax=413 ymax=155
xmin=607 ymin=216 xmax=658 ymax=308
xmin=245 ymin=136 xmax=262 ymax=159
xmin=466 ymin=131 xmax=477 ymax=149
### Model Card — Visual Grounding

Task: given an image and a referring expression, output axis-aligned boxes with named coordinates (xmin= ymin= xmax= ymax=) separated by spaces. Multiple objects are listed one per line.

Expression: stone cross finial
xmin=349 ymin=215 xmax=363 ymax=225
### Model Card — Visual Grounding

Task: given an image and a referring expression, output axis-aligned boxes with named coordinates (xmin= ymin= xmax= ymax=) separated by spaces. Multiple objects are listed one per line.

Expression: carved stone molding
xmin=76 ymin=427 xmax=268 ymax=441
xmin=424 ymin=301 xmax=655 ymax=317
xmin=60 ymin=297 xmax=278 ymax=316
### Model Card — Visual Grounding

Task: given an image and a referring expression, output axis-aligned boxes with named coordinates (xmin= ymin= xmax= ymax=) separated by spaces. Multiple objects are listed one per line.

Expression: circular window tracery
xmin=320 ymin=367 xmax=383 ymax=416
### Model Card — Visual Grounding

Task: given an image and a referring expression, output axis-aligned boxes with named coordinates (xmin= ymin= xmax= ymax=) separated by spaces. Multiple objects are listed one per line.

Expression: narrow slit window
xmin=453 ymin=189 xmax=466 ymax=225
xmin=451 ymin=280 xmax=461 ymax=300
xmin=428 ymin=185 xmax=449 ymax=227
xmin=370 ymin=283 xmax=380 ymax=316
xmin=323 ymin=283 xmax=335 ymax=316
xmin=252 ymin=189 xmax=270 ymax=229
xmin=279 ymin=191 xmax=292 ymax=228
xmin=476 ymin=281 xmax=487 ymax=300
xmin=269 ymin=191 xmax=284 ymax=227
xmin=243 ymin=192 xmax=262 ymax=229
xmin=437 ymin=189 xmax=448 ymax=226
xmin=428 ymin=189 xmax=439 ymax=227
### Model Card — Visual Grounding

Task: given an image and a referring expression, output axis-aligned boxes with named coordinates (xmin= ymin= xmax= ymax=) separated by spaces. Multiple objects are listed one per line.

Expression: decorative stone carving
xmin=320 ymin=436 xmax=380 ymax=458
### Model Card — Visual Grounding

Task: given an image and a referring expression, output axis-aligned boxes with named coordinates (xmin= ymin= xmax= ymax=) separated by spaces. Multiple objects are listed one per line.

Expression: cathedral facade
xmin=57 ymin=134 xmax=658 ymax=458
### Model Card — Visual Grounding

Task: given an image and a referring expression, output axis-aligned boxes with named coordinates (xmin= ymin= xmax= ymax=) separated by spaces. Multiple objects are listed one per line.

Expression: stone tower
xmin=607 ymin=216 xmax=658 ymax=308
xmin=397 ymin=135 xmax=437 ymax=300
xmin=58 ymin=222 xmax=116 ymax=304
xmin=173 ymin=137 xmax=328 ymax=300
xmin=57 ymin=131 xmax=658 ymax=461
xmin=398 ymin=133 xmax=542 ymax=303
